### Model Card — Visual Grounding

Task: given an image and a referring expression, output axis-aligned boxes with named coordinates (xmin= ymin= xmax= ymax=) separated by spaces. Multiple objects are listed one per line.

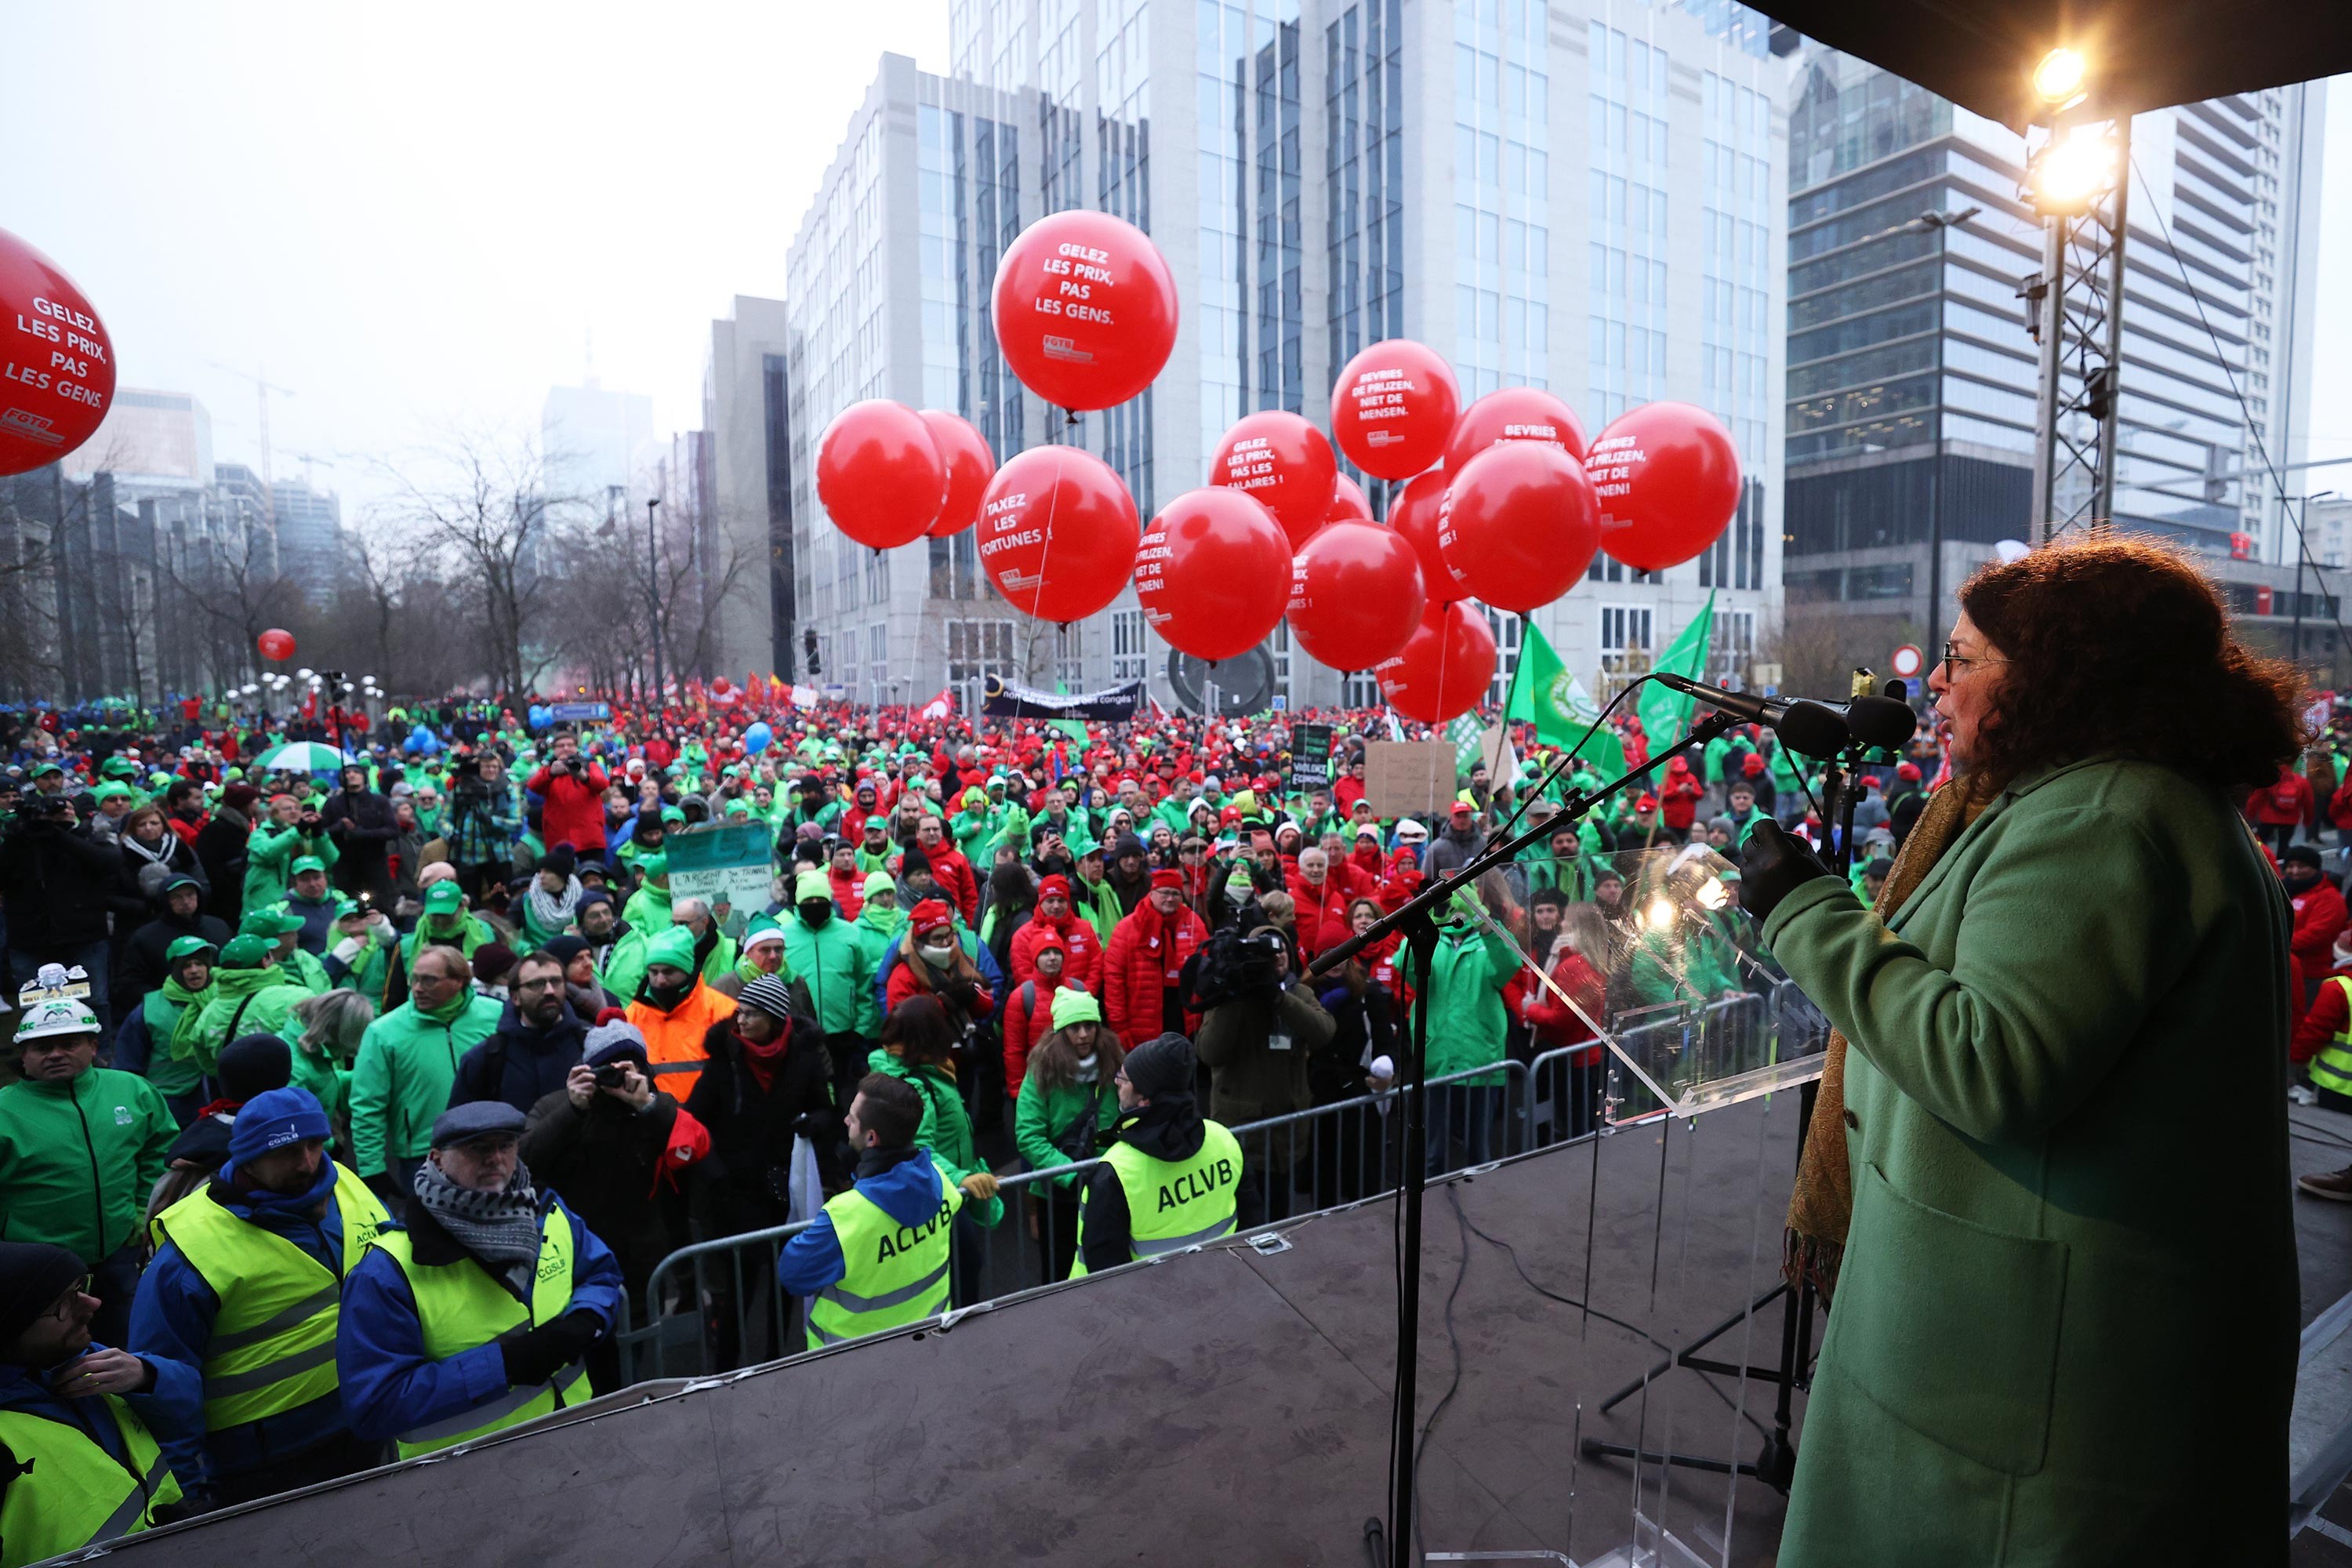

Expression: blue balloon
xmin=743 ymin=721 xmax=774 ymax=754
xmin=528 ymin=705 xmax=552 ymax=731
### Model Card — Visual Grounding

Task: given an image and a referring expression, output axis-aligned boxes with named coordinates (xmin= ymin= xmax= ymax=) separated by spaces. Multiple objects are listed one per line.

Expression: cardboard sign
xmin=663 ymin=822 xmax=775 ymax=925
xmin=1363 ymin=741 xmax=1457 ymax=818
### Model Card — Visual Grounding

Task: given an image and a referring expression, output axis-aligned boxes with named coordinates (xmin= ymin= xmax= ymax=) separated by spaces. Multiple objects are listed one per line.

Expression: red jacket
xmin=828 ymin=866 xmax=865 ymax=920
xmin=527 ymin=758 xmax=612 ymax=850
xmin=2248 ymin=768 xmax=2312 ymax=828
xmin=1659 ymin=774 xmax=1703 ymax=832
xmin=884 ymin=949 xmax=995 ymax=1020
xmin=926 ymin=843 xmax=981 ymax=926
xmin=1517 ymin=949 xmax=1607 ymax=1066
xmin=1102 ymin=902 xmax=1207 ymax=1049
xmin=1287 ymin=870 xmax=1352 ymax=960
xmin=1001 ymin=976 xmax=1087 ymax=1093
xmin=2290 ymin=877 xmax=2349 ymax=975
xmin=2328 ymin=778 xmax=2352 ymax=833
xmin=2293 ymin=967 xmax=2352 ymax=1063
xmin=1010 ymin=909 xmax=1102 ymax=990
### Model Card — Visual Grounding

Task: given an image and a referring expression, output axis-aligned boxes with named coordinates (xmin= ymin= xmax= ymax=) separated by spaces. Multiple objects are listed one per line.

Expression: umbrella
xmin=253 ymin=742 xmax=356 ymax=774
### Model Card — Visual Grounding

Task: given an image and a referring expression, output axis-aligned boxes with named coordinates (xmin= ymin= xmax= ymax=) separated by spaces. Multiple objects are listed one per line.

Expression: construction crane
xmin=282 ymin=449 xmax=337 ymax=487
xmin=205 ymin=361 xmax=296 ymax=528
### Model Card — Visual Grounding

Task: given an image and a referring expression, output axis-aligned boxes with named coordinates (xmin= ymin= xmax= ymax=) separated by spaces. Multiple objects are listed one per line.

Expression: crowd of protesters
xmin=0 ymin=677 xmax=2129 ymax=1552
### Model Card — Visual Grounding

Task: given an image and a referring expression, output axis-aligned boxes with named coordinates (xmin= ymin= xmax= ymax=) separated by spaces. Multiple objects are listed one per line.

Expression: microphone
xmin=1843 ymin=694 xmax=1919 ymax=752
xmin=1649 ymin=672 xmax=1853 ymax=759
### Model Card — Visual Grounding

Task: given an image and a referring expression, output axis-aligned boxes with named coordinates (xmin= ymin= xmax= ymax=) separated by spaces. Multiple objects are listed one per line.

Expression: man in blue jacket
xmin=336 ymin=1102 xmax=622 ymax=1459
xmin=130 ymin=1086 xmax=391 ymax=1508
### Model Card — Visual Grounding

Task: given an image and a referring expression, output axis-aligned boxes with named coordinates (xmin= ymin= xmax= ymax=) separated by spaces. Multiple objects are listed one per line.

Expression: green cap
xmin=644 ymin=925 xmax=698 ymax=971
xmin=639 ymin=851 xmax=669 ymax=880
xmin=793 ymin=869 xmax=832 ymax=904
xmin=422 ymin=882 xmax=463 ymax=914
xmin=290 ymin=855 xmax=326 ymax=876
xmin=660 ymin=805 xmax=687 ymax=825
xmin=743 ymin=913 xmax=786 ymax=948
xmin=100 ymin=757 xmax=141 ymax=780
xmin=239 ymin=905 xmax=305 ymax=937
xmin=1050 ymin=988 xmax=1103 ymax=1029
xmin=30 ymin=763 xmax=61 ymax=779
xmin=218 ymin=935 xmax=273 ymax=969
xmin=91 ymin=782 xmax=134 ymax=804
xmin=862 ymin=869 xmax=896 ymax=900
xmin=164 ymin=935 xmax=218 ymax=964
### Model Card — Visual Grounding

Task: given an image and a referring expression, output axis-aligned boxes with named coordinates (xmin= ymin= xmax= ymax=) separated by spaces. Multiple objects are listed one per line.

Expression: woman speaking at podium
xmin=1738 ymin=535 xmax=2299 ymax=1566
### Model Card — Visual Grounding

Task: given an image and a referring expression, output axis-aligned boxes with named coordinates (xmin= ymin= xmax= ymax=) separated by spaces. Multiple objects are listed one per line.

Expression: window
xmin=1479 ymin=604 xmax=1520 ymax=709
xmin=1710 ymin=608 xmax=1756 ymax=686
xmin=1110 ymin=608 xmax=1149 ymax=682
xmin=867 ymin=623 xmax=888 ymax=705
xmin=1055 ymin=622 xmax=1085 ymax=690
xmin=946 ymin=619 xmax=1016 ymax=710
xmin=1598 ymin=603 xmax=1653 ymax=698
xmin=1344 ymin=670 xmax=1381 ymax=708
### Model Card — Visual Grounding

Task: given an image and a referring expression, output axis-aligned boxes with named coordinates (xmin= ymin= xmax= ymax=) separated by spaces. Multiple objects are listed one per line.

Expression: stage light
xmin=1642 ymin=895 xmax=1677 ymax=932
xmin=1693 ymin=876 xmax=1730 ymax=913
xmin=2032 ymin=46 xmax=2088 ymax=111
xmin=2027 ymin=125 xmax=2118 ymax=217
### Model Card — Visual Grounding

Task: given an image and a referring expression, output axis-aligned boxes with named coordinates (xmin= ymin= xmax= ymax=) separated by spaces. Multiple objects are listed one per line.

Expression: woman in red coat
xmin=1518 ymin=902 xmax=1611 ymax=1139
xmin=1001 ymin=933 xmax=1087 ymax=1094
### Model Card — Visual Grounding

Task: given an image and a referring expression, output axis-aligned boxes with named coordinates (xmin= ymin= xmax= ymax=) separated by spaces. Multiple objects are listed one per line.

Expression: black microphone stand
xmin=1311 ymin=710 xmax=1739 ymax=1568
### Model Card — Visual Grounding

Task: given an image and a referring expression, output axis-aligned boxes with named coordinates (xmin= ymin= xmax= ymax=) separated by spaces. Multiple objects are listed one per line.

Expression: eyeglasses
xmin=47 ymin=1276 xmax=93 ymax=1320
xmin=1942 ymin=641 xmax=2013 ymax=681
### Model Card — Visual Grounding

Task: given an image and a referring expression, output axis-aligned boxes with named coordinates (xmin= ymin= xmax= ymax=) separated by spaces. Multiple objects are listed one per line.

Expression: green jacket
xmin=183 ymin=967 xmax=314 ymax=1078
xmin=347 ymin=991 xmax=506 ymax=1178
xmin=866 ymin=1048 xmax=996 ymax=1203
xmin=601 ymin=927 xmax=651 ymax=1007
xmin=623 ymin=884 xmax=673 ymax=933
xmin=0 ymin=1069 xmax=176 ymax=1264
xmin=288 ymin=1038 xmax=351 ymax=1127
xmin=784 ymin=913 xmax=876 ymax=1038
xmin=1420 ymin=918 xmax=1519 ymax=1085
xmin=242 ymin=820 xmax=336 ymax=913
xmin=1071 ymin=873 xmax=1123 ymax=946
xmin=1014 ymin=1069 xmax=1120 ymax=1189
xmin=1762 ymin=758 xmax=2295 ymax=1565
xmin=397 ymin=914 xmax=494 ymax=975
xmin=138 ymin=980 xmax=210 ymax=1099
xmin=276 ymin=946 xmax=332 ymax=996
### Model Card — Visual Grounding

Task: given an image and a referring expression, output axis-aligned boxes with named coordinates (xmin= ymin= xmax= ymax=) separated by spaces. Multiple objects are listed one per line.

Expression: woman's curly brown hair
xmin=1958 ymin=534 xmax=2308 ymax=795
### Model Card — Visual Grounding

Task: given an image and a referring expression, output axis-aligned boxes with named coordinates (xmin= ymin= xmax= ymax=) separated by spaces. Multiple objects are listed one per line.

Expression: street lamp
xmin=646 ymin=497 xmax=666 ymax=708
xmin=2031 ymin=47 xmax=2089 ymax=115
xmin=2026 ymin=125 xmax=2122 ymax=218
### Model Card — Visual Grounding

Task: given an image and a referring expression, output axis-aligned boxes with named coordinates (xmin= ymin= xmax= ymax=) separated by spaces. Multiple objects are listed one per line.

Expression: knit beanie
xmin=738 ymin=975 xmax=797 ymax=1022
xmin=225 ymin=1087 xmax=332 ymax=1173
xmin=0 ymin=1242 xmax=88 ymax=1349
xmin=217 ymin=1033 xmax=294 ymax=1103
xmin=793 ymin=869 xmax=832 ymax=904
xmin=1122 ymin=1032 xmax=1195 ymax=1101
xmin=1050 ymin=988 xmax=1103 ymax=1030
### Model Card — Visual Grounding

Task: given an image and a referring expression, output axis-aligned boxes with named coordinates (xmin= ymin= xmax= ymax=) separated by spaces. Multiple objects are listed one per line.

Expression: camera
xmin=1238 ymin=929 xmax=1287 ymax=991
xmin=593 ymin=1063 xmax=630 ymax=1089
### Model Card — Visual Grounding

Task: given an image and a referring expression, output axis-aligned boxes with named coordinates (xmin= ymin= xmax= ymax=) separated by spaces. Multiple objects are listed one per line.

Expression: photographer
xmin=521 ymin=1019 xmax=706 ymax=1376
xmin=241 ymin=794 xmax=338 ymax=920
xmin=444 ymin=752 xmax=521 ymax=906
xmin=525 ymin=732 xmax=611 ymax=864
xmin=0 ymin=792 xmax=132 ymax=1026
xmin=1194 ymin=920 xmax=1333 ymax=1227
xmin=320 ymin=764 xmax=397 ymax=905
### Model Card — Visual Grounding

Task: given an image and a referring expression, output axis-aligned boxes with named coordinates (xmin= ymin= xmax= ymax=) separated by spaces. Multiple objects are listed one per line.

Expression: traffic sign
xmin=1889 ymin=644 xmax=1924 ymax=680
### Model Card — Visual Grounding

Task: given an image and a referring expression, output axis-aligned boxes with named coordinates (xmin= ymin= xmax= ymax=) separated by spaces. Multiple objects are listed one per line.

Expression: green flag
xmin=1505 ymin=618 xmax=1627 ymax=775
xmin=1635 ymin=592 xmax=1716 ymax=746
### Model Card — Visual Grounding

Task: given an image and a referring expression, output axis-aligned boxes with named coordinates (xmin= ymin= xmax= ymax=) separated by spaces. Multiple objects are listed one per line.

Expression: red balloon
xmin=257 ymin=629 xmax=295 ymax=662
xmin=815 ymin=400 xmax=944 ymax=549
xmin=1326 ymin=474 xmax=1373 ymax=525
xmin=1377 ymin=602 xmax=1496 ymax=724
xmin=0 ymin=228 xmax=116 ymax=479
xmin=1588 ymin=401 xmax=1743 ymax=572
xmin=1330 ymin=340 xmax=1461 ymax=480
xmin=976 ymin=445 xmax=1142 ymax=622
xmin=1444 ymin=386 xmax=1589 ymax=474
xmin=1287 ymin=521 xmax=1427 ymax=671
xmin=920 ymin=411 xmax=997 ymax=537
xmin=1438 ymin=442 xmax=1601 ymax=613
xmin=1210 ymin=411 xmax=1337 ymax=551
xmin=991 ymin=211 xmax=1179 ymax=411
xmin=711 ymin=676 xmax=734 ymax=697
xmin=1134 ymin=489 xmax=1291 ymax=662
xmin=1388 ymin=467 xmax=1454 ymax=603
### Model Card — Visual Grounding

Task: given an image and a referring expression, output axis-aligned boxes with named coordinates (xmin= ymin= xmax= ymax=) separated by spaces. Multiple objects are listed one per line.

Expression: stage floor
xmin=104 ymin=1086 xmax=2352 ymax=1567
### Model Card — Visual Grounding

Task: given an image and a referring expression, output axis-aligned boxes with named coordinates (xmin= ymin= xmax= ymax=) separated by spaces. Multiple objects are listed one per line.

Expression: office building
xmin=270 ymin=477 xmax=347 ymax=604
xmin=1780 ymin=50 xmax=2325 ymax=663
xmin=542 ymin=380 xmax=658 ymax=517
xmin=64 ymin=387 xmax=214 ymax=497
xmin=703 ymin=295 xmax=796 ymax=681
xmin=779 ymin=0 xmax=1790 ymax=713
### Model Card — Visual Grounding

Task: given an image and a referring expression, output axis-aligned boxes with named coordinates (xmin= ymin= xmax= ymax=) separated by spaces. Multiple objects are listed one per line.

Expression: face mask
xmin=798 ymin=900 xmax=833 ymax=928
xmin=920 ymin=942 xmax=955 ymax=967
xmin=645 ymin=978 xmax=691 ymax=1010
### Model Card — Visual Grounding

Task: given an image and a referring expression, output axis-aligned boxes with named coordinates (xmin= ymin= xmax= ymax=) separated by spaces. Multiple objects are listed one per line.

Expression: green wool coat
xmin=1762 ymin=757 xmax=2296 ymax=1566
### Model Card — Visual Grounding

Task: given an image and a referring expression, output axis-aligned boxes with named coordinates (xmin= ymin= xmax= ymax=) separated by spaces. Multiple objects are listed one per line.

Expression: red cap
xmin=1037 ymin=874 xmax=1073 ymax=901
xmin=1742 ymin=754 xmax=1766 ymax=776
xmin=911 ymin=898 xmax=954 ymax=936
xmin=1667 ymin=757 xmax=1690 ymax=774
xmin=1896 ymin=762 xmax=1923 ymax=781
xmin=1149 ymin=867 xmax=1185 ymax=890
xmin=1635 ymin=793 xmax=1659 ymax=811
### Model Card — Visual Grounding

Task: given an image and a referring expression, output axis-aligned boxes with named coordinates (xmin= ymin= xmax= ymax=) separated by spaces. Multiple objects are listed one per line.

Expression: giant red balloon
xmin=257 ymin=629 xmax=295 ymax=662
xmin=991 ymin=211 xmax=1179 ymax=411
xmin=0 ymin=228 xmax=116 ymax=479
xmin=1287 ymin=521 xmax=1426 ymax=671
xmin=1388 ymin=467 xmax=1454 ymax=603
xmin=815 ymin=400 xmax=944 ymax=548
xmin=920 ymin=410 xmax=997 ymax=537
xmin=1134 ymin=488 xmax=1291 ymax=662
xmin=1326 ymin=474 xmax=1373 ymax=525
xmin=1377 ymin=601 xmax=1495 ymax=724
xmin=1210 ymin=410 xmax=1337 ymax=551
xmin=1438 ymin=441 xmax=1601 ymax=613
xmin=976 ymin=445 xmax=1142 ymax=622
xmin=1588 ymin=401 xmax=1743 ymax=572
xmin=1445 ymin=386 xmax=1589 ymax=474
xmin=1330 ymin=340 xmax=1461 ymax=480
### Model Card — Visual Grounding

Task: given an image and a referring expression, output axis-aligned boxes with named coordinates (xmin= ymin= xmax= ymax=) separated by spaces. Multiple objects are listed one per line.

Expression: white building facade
xmin=778 ymin=0 xmax=1789 ymax=713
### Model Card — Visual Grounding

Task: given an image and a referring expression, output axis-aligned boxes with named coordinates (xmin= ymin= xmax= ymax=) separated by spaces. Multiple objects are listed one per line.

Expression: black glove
xmin=1735 ymin=819 xmax=1836 ymax=925
xmin=498 ymin=1311 xmax=602 ymax=1387
xmin=151 ymin=1486 xmax=220 ymax=1525
xmin=790 ymin=1110 xmax=833 ymax=1142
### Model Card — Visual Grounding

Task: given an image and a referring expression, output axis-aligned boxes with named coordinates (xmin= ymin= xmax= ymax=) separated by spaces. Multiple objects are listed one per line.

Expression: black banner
xmin=980 ymin=674 xmax=1146 ymax=720
xmin=1288 ymin=722 xmax=1334 ymax=791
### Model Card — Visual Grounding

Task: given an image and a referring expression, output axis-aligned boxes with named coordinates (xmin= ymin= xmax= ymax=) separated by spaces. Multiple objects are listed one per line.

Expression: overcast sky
xmin=5 ymin=8 xmax=2348 ymax=523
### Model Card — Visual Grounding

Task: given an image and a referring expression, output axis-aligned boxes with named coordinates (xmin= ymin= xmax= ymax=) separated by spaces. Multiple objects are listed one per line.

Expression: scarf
xmin=735 ymin=1022 xmax=792 ymax=1094
xmin=1784 ymin=779 xmax=1987 ymax=1301
xmin=146 ymin=975 xmax=212 ymax=1062
xmin=122 ymin=833 xmax=175 ymax=869
xmin=524 ymin=875 xmax=583 ymax=942
xmin=412 ymin=1158 xmax=543 ymax=1294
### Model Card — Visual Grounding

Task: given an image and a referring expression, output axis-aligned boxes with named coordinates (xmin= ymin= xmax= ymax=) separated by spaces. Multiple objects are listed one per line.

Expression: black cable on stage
xmin=1410 ymin=1189 xmax=1477 ymax=1559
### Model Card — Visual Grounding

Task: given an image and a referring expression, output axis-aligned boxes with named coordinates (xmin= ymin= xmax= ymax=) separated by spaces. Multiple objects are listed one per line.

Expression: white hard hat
xmin=16 ymin=998 xmax=100 ymax=1042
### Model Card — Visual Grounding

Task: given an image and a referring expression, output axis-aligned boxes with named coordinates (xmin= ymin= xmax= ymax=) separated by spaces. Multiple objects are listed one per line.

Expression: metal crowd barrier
xmin=610 ymin=979 xmax=1829 ymax=1383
